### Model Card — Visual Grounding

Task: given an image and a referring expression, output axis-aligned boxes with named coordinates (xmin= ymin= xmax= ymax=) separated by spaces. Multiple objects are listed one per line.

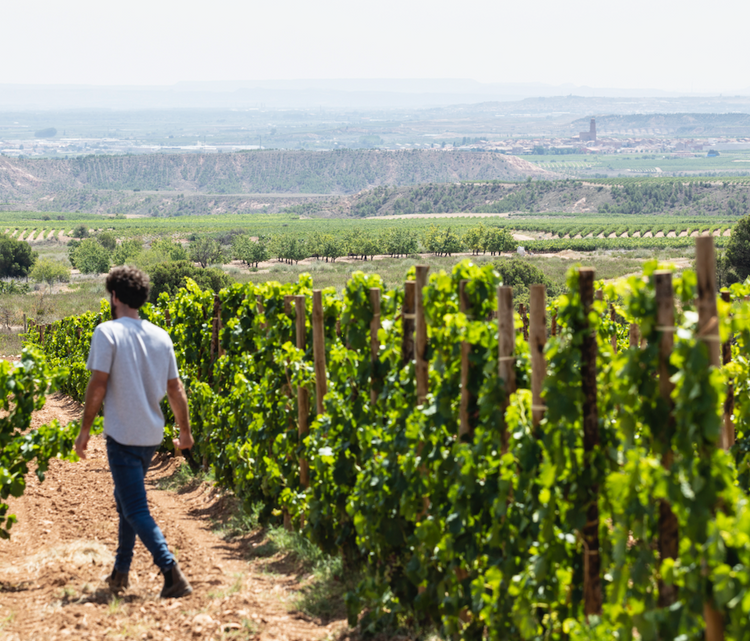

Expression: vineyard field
xmin=526 ymin=150 xmax=750 ymax=176
xmin=19 ymin=235 xmax=750 ymax=640
xmin=1 ymin=209 xmax=738 ymax=251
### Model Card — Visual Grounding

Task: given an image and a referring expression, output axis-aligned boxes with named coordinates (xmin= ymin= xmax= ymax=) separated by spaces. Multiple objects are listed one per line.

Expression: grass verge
xmin=154 ymin=459 xmax=213 ymax=492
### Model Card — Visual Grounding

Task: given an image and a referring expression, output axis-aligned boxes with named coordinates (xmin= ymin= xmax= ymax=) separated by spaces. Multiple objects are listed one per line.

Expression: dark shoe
xmin=107 ymin=568 xmax=129 ymax=592
xmin=160 ymin=562 xmax=192 ymax=599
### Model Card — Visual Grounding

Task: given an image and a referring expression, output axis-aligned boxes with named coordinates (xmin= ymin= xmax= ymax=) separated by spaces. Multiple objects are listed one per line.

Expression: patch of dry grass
xmin=0 ymin=540 xmax=113 ymax=576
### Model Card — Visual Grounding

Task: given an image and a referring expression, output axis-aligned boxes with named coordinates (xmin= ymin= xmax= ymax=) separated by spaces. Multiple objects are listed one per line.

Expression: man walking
xmin=74 ymin=266 xmax=194 ymax=599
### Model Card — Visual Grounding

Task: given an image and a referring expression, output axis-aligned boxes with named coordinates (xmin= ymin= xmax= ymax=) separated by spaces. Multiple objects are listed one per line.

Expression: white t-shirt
xmin=86 ymin=318 xmax=179 ymax=447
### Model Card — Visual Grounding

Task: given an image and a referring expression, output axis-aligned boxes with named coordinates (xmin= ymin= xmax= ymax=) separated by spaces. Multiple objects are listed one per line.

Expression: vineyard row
xmin=21 ymin=236 xmax=750 ymax=640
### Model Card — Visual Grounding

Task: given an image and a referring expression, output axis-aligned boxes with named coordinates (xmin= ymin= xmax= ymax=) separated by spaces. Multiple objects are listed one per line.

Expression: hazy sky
xmin=2 ymin=0 xmax=747 ymax=94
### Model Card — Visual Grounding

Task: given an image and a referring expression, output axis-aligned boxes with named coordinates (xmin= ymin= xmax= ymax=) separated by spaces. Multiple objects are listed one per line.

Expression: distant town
xmin=2 ymin=118 xmax=749 ymax=160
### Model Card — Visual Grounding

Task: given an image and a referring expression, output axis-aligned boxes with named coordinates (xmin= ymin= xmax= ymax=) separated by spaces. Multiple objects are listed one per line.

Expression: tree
xmin=232 ymin=235 xmax=269 ymax=268
xmin=716 ymin=251 xmax=739 ymax=289
xmin=112 ymin=239 xmax=144 ymax=266
xmin=148 ymin=261 xmax=232 ymax=302
xmin=423 ymin=226 xmax=462 ymax=257
xmin=30 ymin=259 xmax=70 ymax=290
xmin=464 ymin=225 xmax=485 ymax=255
xmin=189 ymin=237 xmax=225 ymax=268
xmin=96 ymin=231 xmax=117 ymax=251
xmin=322 ymin=235 xmax=344 ymax=262
xmin=0 ymin=235 xmax=37 ymax=278
xmin=71 ymin=224 xmax=90 ymax=239
xmin=492 ymin=257 xmax=557 ymax=308
xmin=305 ymin=232 xmax=325 ymax=260
xmin=357 ymin=233 xmax=379 ymax=261
xmin=269 ymin=234 xmax=307 ymax=264
xmin=483 ymin=227 xmax=516 ymax=255
xmin=725 ymin=215 xmax=750 ymax=282
xmin=345 ymin=229 xmax=379 ymax=260
xmin=150 ymin=238 xmax=189 ymax=262
xmin=72 ymin=239 xmax=110 ymax=274
xmin=382 ymin=228 xmax=418 ymax=258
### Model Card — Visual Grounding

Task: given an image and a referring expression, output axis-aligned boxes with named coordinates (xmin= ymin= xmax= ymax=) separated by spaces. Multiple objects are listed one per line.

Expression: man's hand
xmin=77 ymin=370 xmax=109 ymax=461
xmin=167 ymin=377 xmax=194 ymax=453
xmin=75 ymin=429 xmax=90 ymax=459
xmin=173 ymin=431 xmax=194 ymax=452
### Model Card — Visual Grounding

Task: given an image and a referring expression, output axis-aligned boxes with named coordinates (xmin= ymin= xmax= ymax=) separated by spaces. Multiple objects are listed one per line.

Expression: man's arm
xmin=75 ymin=369 xmax=109 ymax=459
xmin=167 ymin=377 xmax=194 ymax=451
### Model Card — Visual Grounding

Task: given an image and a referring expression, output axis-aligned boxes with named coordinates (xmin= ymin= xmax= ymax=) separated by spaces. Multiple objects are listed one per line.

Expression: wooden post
xmin=312 ymin=290 xmax=327 ymax=416
xmin=579 ymin=267 xmax=602 ymax=617
xmin=696 ymin=236 xmax=721 ymax=370
xmin=655 ymin=271 xmax=678 ymax=608
xmin=530 ymin=285 xmax=546 ymax=429
xmin=695 ymin=236 xmax=725 ymax=641
xmin=610 ymin=304 xmax=617 ymax=353
xmin=705 ymin=608 xmax=725 ymax=641
xmin=283 ymin=293 xmax=295 ymax=531
xmin=22 ymin=313 xmax=26 ymax=333
xmin=721 ymin=291 xmax=735 ymax=448
xmin=415 ymin=266 xmax=430 ymax=405
xmin=629 ymin=323 xmax=640 ymax=348
xmin=402 ymin=281 xmax=416 ymax=366
xmin=497 ymin=286 xmax=516 ymax=395
xmin=519 ymin=303 xmax=529 ymax=341
xmin=370 ymin=288 xmax=381 ymax=406
xmin=295 ymin=295 xmax=309 ymax=489
xmin=695 ymin=237 xmax=724 ymax=437
xmin=497 ymin=286 xmax=515 ymax=452
xmin=459 ymin=280 xmax=473 ymax=438
xmin=551 ymin=311 xmax=557 ymax=337
xmin=164 ymin=308 xmax=171 ymax=328
xmin=656 ymin=273 xmax=675 ymax=415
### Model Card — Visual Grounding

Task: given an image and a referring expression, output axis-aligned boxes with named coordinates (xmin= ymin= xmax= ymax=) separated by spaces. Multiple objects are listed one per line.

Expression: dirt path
xmin=0 ymin=394 xmax=345 ymax=641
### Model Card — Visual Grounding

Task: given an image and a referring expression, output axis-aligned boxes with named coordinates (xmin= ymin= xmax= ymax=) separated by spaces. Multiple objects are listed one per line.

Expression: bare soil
xmin=366 ymin=213 xmax=509 ymax=220
xmin=0 ymin=394 xmax=346 ymax=641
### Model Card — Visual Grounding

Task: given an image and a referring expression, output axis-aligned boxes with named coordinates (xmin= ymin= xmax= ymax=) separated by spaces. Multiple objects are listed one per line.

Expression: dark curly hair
xmin=105 ymin=266 xmax=150 ymax=309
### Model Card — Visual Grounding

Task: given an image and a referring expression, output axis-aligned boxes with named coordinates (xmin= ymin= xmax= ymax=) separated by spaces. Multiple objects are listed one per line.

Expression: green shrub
xmin=493 ymin=257 xmax=558 ymax=308
xmin=30 ymin=259 xmax=70 ymax=288
xmin=96 ymin=231 xmax=117 ymax=251
xmin=150 ymin=238 xmax=189 ymax=262
xmin=725 ymin=214 xmax=750 ymax=282
xmin=71 ymin=239 xmax=110 ymax=274
xmin=147 ymin=261 xmax=232 ymax=302
xmin=71 ymin=224 xmax=89 ymax=239
xmin=112 ymin=239 xmax=144 ymax=265
xmin=0 ymin=235 xmax=37 ymax=278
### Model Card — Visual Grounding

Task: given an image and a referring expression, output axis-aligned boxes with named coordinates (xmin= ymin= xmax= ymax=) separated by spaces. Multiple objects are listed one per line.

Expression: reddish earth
xmin=0 ymin=394 xmax=347 ymax=641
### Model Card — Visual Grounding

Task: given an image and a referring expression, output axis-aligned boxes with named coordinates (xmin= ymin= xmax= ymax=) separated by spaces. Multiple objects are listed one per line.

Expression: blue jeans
xmin=106 ymin=436 xmax=175 ymax=574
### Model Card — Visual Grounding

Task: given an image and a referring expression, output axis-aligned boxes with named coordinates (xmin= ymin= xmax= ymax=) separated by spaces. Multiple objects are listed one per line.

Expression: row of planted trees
xmin=231 ymin=223 xmax=517 ymax=266
xmin=26 ymin=235 xmax=750 ymax=640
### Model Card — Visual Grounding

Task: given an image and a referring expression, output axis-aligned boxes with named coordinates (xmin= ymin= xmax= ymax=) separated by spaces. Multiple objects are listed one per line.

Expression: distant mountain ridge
xmin=456 ymin=96 xmax=750 ymax=117
xmin=0 ymin=150 xmax=550 ymax=211
xmin=1 ymin=80 xmax=748 ymax=110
